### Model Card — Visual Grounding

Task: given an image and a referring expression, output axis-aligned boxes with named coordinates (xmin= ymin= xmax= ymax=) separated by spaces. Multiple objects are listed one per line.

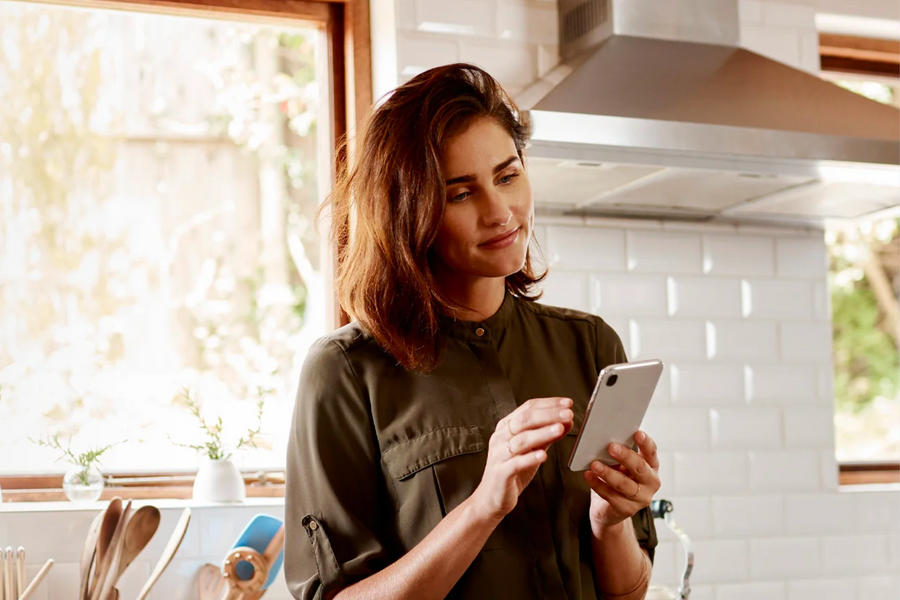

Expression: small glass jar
xmin=63 ymin=464 xmax=104 ymax=503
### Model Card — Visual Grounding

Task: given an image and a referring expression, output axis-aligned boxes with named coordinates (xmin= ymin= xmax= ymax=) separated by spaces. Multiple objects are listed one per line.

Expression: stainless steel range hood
xmin=518 ymin=0 xmax=900 ymax=223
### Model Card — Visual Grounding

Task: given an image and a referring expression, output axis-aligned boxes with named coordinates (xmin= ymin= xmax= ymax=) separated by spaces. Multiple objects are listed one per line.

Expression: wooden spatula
xmin=88 ymin=497 xmax=123 ymax=600
xmin=196 ymin=564 xmax=225 ymax=600
xmin=99 ymin=504 xmax=160 ymax=600
xmin=91 ymin=499 xmax=132 ymax=600
xmin=135 ymin=507 xmax=192 ymax=600
xmin=80 ymin=511 xmax=104 ymax=600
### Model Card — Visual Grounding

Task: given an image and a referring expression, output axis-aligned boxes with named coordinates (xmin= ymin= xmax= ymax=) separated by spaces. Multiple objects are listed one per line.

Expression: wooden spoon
xmin=79 ymin=511 xmax=104 ymax=600
xmin=91 ymin=499 xmax=132 ymax=600
xmin=196 ymin=564 xmax=225 ymax=600
xmin=135 ymin=507 xmax=192 ymax=600
xmin=88 ymin=497 xmax=123 ymax=600
xmin=98 ymin=503 xmax=159 ymax=600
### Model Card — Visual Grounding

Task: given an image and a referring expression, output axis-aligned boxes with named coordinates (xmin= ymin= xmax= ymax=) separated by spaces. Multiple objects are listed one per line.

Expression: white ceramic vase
xmin=193 ymin=458 xmax=246 ymax=503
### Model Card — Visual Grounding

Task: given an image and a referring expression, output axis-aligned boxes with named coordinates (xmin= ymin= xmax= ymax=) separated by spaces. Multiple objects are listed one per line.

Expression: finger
xmin=588 ymin=461 xmax=641 ymax=499
xmin=508 ymin=406 xmax=574 ymax=436
xmin=634 ymin=430 xmax=660 ymax=470
xmin=608 ymin=443 xmax=652 ymax=483
xmin=502 ymin=448 xmax=547 ymax=474
xmin=508 ymin=422 xmax=566 ymax=455
xmin=583 ymin=470 xmax=632 ymax=511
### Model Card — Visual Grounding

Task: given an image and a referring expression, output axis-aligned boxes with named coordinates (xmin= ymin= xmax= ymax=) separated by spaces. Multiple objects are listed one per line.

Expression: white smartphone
xmin=567 ymin=359 xmax=664 ymax=471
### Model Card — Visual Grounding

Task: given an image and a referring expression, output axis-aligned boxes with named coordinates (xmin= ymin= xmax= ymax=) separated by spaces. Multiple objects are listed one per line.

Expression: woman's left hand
xmin=583 ymin=430 xmax=660 ymax=530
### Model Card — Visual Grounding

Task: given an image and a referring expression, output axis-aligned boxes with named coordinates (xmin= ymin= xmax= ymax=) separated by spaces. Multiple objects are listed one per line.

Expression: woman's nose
xmin=481 ymin=189 xmax=513 ymax=227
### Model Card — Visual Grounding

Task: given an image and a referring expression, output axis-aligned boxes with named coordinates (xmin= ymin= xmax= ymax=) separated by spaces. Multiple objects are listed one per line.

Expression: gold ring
xmin=628 ymin=483 xmax=641 ymax=499
xmin=507 ymin=419 xmax=516 ymax=437
xmin=506 ymin=439 xmax=514 ymax=455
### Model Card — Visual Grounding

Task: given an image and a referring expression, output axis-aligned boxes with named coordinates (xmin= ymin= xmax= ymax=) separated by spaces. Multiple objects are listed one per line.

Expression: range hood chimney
xmin=518 ymin=0 xmax=900 ymax=222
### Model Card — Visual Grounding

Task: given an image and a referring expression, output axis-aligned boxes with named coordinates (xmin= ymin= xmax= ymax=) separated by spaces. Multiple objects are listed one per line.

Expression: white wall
xmin=532 ymin=216 xmax=900 ymax=599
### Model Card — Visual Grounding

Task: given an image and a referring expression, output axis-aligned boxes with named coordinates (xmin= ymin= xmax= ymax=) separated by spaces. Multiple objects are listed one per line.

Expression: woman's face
xmin=433 ymin=117 xmax=534 ymax=282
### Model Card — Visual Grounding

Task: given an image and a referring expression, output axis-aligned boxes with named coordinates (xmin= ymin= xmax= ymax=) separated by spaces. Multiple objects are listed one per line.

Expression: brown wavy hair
xmin=320 ymin=63 xmax=546 ymax=372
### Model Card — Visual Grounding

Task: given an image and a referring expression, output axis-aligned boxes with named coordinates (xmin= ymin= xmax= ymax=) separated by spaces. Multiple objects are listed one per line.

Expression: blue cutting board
xmin=229 ymin=513 xmax=285 ymax=589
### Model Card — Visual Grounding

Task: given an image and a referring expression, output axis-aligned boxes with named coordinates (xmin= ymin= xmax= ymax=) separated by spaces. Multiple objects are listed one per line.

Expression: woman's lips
xmin=479 ymin=227 xmax=519 ymax=250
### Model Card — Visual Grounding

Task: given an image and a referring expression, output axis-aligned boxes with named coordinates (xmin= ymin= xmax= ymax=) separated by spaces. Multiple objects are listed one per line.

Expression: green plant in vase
xmin=29 ymin=434 xmax=122 ymax=502
xmin=170 ymin=386 xmax=266 ymax=503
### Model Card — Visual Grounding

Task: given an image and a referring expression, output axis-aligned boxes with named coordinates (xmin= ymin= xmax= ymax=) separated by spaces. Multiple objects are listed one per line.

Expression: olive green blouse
xmin=285 ymin=291 xmax=658 ymax=600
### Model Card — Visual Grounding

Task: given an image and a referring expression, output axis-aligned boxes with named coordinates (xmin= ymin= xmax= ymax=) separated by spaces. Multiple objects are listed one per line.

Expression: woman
xmin=285 ymin=63 xmax=660 ymax=600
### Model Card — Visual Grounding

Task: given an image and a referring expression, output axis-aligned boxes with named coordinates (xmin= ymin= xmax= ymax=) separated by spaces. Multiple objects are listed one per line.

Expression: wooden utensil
xmin=242 ymin=525 xmax=286 ymax=600
xmin=89 ymin=497 xmax=123 ymax=600
xmin=135 ymin=507 xmax=191 ymax=600
xmin=222 ymin=547 xmax=269 ymax=600
xmin=91 ymin=499 xmax=132 ymax=600
xmin=15 ymin=548 xmax=24 ymax=600
xmin=80 ymin=511 xmax=104 ymax=600
xmin=17 ymin=559 xmax=53 ymax=600
xmin=3 ymin=546 xmax=14 ymax=600
xmin=196 ymin=563 xmax=225 ymax=600
xmin=99 ymin=504 xmax=160 ymax=599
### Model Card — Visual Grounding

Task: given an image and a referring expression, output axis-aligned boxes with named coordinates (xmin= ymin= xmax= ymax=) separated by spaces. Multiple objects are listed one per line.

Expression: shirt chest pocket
xmin=381 ymin=425 xmax=504 ymax=550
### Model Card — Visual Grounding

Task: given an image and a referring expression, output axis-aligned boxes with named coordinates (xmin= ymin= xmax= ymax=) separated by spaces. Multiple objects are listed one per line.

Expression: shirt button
xmin=475 ymin=327 xmax=485 ymax=337
xmin=309 ymin=520 xmax=319 ymax=531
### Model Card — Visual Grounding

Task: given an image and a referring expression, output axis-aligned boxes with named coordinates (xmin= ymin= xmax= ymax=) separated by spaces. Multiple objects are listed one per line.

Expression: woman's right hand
xmin=471 ymin=397 xmax=574 ymax=522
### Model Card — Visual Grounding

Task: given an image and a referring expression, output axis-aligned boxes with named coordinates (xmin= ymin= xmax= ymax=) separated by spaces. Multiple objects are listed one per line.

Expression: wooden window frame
xmin=0 ymin=0 xmax=368 ymax=503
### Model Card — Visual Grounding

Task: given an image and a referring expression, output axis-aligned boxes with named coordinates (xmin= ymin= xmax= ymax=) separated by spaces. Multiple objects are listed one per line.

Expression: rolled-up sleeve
xmin=285 ymin=337 xmax=390 ymax=599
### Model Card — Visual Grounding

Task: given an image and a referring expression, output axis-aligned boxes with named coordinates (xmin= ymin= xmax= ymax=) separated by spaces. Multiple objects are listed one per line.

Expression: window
xmin=0 ymin=0 xmax=367 ymax=489
xmin=828 ymin=219 xmax=900 ymax=479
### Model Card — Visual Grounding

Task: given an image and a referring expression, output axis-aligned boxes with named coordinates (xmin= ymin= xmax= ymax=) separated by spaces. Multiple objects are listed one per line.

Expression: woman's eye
xmin=499 ymin=173 xmax=519 ymax=185
xmin=451 ymin=191 xmax=470 ymax=202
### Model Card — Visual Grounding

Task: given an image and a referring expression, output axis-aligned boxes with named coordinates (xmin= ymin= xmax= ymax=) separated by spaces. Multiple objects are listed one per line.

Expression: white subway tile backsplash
xmin=650 ymin=541 xmax=677 ymax=586
xmin=780 ymin=322 xmax=833 ymax=362
xmin=539 ymin=270 xmax=589 ymax=312
xmin=690 ymin=539 xmax=750 ymax=584
xmin=788 ymin=578 xmax=856 ymax=600
xmin=761 ymin=2 xmax=816 ymax=27
xmin=854 ymin=492 xmax=900 ymax=534
xmin=742 ymin=279 xmax=814 ymax=320
xmin=738 ymin=0 xmax=763 ymax=23
xmin=707 ymin=320 xmax=778 ymax=362
xmin=496 ymin=0 xmax=558 ymax=45
xmin=821 ymin=534 xmax=891 ymax=576
xmin=590 ymin=274 xmax=668 ymax=317
xmin=631 ymin=319 xmax=708 ymax=361
xmin=712 ymin=495 xmax=785 ymax=537
xmin=674 ymin=453 xmax=748 ymax=494
xmin=703 ymin=235 xmax=775 ymax=276
xmin=545 ymin=226 xmax=626 ymax=271
xmin=667 ymin=276 xmax=742 ymax=318
xmin=716 ymin=580 xmax=787 ymax=600
xmin=397 ymin=32 xmax=460 ymax=76
xmin=671 ymin=364 xmax=745 ymax=405
xmin=745 ymin=364 xmax=818 ymax=404
xmin=656 ymin=450 xmax=676 ymax=498
xmin=785 ymin=493 xmax=855 ymax=535
xmin=749 ymin=452 xmax=820 ymax=492
xmin=711 ymin=407 xmax=782 ymax=449
xmin=776 ymin=237 xmax=828 ymax=279
xmin=783 ymin=407 xmax=835 ymax=448
xmin=820 ymin=450 xmax=839 ymax=492
xmin=741 ymin=23 xmax=802 ymax=68
xmin=662 ymin=496 xmax=714 ymax=540
xmin=798 ymin=30 xmax=821 ymax=73
xmin=460 ymin=41 xmax=537 ymax=87
xmin=414 ymin=0 xmax=494 ymax=37
xmin=642 ymin=407 xmax=711 ymax=451
xmin=751 ymin=537 xmax=820 ymax=579
xmin=856 ymin=575 xmax=900 ymax=600
xmin=812 ymin=281 xmax=831 ymax=321
xmin=626 ymin=231 xmax=703 ymax=274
